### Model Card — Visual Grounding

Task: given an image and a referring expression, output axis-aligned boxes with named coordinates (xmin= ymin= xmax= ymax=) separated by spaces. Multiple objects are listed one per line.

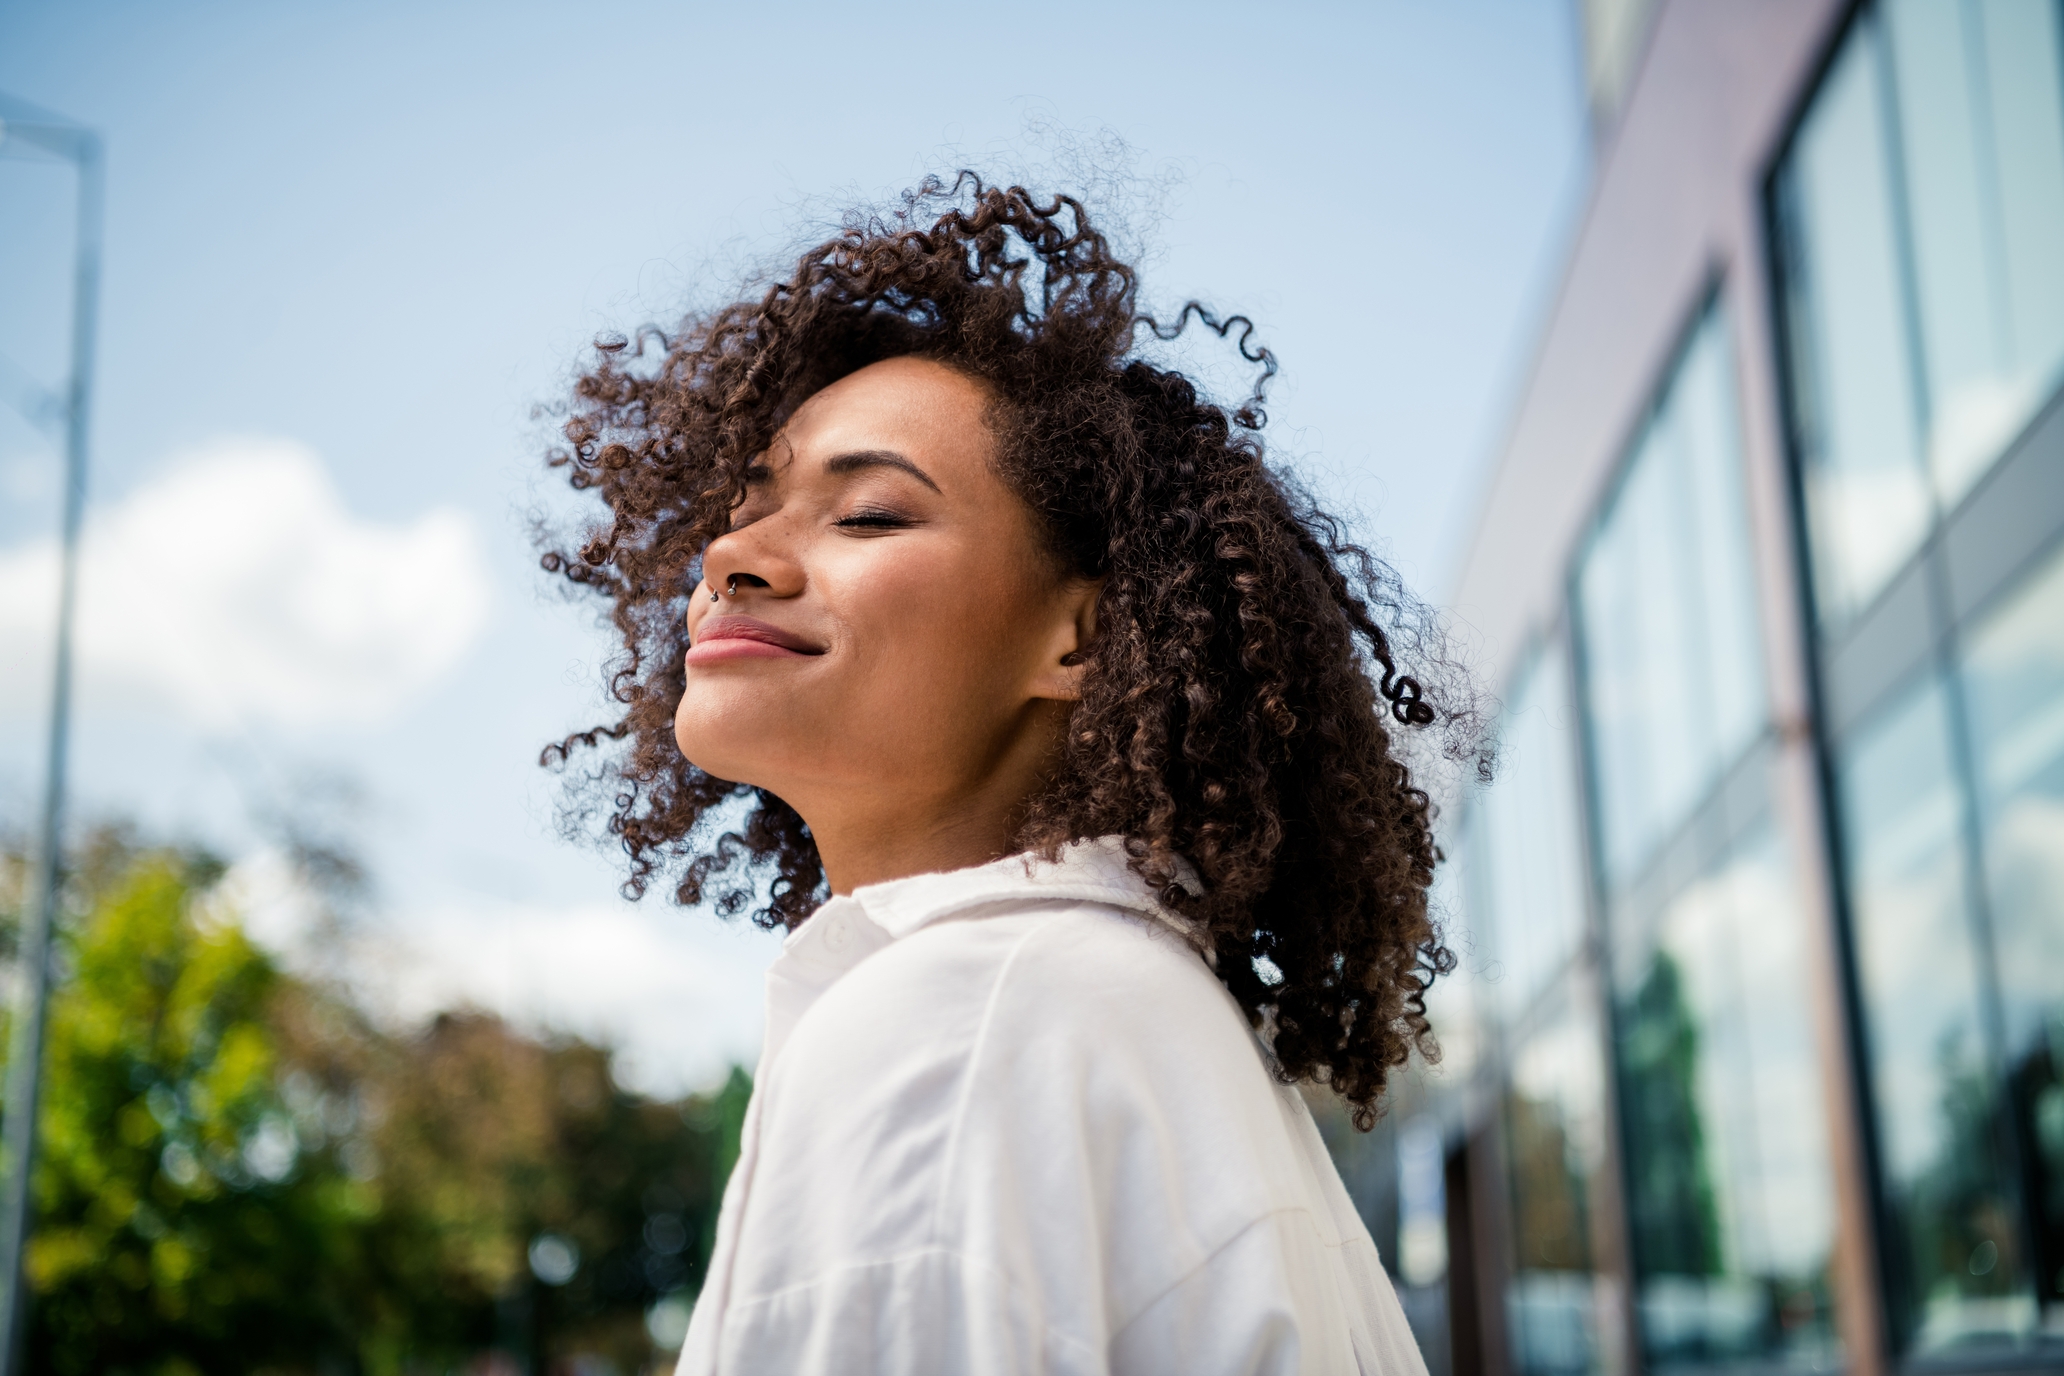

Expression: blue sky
xmin=0 ymin=0 xmax=1586 ymax=1090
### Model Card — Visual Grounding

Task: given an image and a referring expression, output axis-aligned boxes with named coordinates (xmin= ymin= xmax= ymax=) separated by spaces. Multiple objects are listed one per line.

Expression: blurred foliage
xmin=0 ymin=827 xmax=747 ymax=1376
xmin=1618 ymin=952 xmax=1721 ymax=1279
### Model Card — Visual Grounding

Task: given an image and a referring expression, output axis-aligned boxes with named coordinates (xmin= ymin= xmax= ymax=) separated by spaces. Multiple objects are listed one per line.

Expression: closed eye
xmin=835 ymin=509 xmax=912 ymax=531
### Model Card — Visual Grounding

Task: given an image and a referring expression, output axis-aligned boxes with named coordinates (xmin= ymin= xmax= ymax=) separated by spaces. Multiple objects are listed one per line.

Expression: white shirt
xmin=677 ymin=837 xmax=1429 ymax=1376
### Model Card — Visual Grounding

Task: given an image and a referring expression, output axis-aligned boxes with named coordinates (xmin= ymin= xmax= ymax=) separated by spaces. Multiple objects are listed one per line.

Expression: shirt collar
xmin=756 ymin=837 xmax=1200 ymax=1080
xmin=843 ymin=835 xmax=1197 ymax=939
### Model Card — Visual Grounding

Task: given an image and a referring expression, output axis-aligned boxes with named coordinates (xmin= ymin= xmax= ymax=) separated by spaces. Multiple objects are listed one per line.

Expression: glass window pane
xmin=1886 ymin=0 xmax=2012 ymax=499
xmin=1963 ymin=539 xmax=2064 ymax=1330
xmin=1841 ymin=674 xmax=2032 ymax=1352
xmin=1984 ymin=0 xmax=2064 ymax=403
xmin=1778 ymin=18 xmax=1933 ymax=622
xmin=1578 ymin=452 xmax=1675 ymax=879
xmin=1615 ymin=821 xmax=1843 ymax=1369
xmin=1506 ymin=995 xmax=1617 ymax=1376
xmin=1478 ymin=643 xmax=1591 ymax=1020
xmin=1578 ymin=308 xmax=1766 ymax=885
xmin=1677 ymin=325 xmax=1766 ymax=761
xmin=1886 ymin=0 xmax=2064 ymax=504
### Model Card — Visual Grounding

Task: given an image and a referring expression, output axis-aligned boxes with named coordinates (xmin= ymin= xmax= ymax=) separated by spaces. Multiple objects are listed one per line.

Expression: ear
xmin=1027 ymin=577 xmax=1103 ymax=702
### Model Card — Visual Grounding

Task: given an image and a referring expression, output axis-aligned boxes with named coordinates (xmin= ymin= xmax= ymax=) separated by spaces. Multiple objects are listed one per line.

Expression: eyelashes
xmin=719 ymin=506 xmax=914 ymax=537
xmin=834 ymin=508 xmax=912 ymax=531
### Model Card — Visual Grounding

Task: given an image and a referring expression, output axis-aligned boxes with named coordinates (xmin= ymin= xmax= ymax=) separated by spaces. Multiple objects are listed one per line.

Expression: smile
xmin=686 ymin=615 xmax=825 ymax=664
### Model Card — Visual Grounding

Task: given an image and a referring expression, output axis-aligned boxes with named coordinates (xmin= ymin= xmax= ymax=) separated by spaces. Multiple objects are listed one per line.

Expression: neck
xmin=792 ymin=702 xmax=1068 ymax=898
xmin=810 ymin=800 xmax=1021 ymax=896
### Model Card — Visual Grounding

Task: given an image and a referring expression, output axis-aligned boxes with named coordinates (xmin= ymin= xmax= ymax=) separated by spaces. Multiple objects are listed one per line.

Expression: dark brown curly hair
xmin=542 ymin=175 xmax=1485 ymax=1126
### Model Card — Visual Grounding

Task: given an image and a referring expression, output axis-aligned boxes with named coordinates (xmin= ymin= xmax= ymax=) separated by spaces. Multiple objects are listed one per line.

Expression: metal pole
xmin=0 ymin=127 xmax=101 ymax=1374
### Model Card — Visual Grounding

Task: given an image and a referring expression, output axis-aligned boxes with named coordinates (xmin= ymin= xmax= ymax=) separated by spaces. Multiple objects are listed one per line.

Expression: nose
xmin=705 ymin=571 xmax=772 ymax=601
xmin=700 ymin=524 xmax=801 ymax=604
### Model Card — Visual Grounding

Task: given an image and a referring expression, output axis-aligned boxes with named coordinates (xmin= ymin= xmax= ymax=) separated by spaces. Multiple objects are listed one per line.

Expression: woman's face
xmin=675 ymin=356 xmax=1096 ymax=873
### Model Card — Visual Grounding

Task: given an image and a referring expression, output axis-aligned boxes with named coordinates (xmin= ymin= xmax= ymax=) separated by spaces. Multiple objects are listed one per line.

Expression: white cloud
xmin=0 ymin=438 xmax=490 ymax=728
xmin=212 ymin=847 xmax=783 ymax=1099
xmin=364 ymin=894 xmax=783 ymax=1098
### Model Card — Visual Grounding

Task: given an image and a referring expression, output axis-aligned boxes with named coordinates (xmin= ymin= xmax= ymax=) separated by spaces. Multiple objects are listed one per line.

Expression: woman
xmin=544 ymin=178 xmax=1478 ymax=1374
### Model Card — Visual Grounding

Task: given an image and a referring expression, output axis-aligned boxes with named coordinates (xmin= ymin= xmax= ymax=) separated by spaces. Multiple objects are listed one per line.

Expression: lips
xmin=686 ymin=614 xmax=825 ymax=664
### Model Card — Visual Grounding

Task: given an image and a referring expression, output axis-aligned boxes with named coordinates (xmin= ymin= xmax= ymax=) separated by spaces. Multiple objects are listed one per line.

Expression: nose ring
xmin=726 ymin=577 xmax=739 ymax=597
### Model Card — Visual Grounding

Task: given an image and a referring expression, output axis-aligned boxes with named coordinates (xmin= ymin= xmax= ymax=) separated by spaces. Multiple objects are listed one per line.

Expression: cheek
xmin=827 ymin=541 xmax=1039 ymax=693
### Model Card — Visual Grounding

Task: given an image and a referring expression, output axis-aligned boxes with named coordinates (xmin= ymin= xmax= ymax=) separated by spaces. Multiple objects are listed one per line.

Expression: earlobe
xmin=1034 ymin=578 xmax=1101 ymax=702
xmin=1050 ymin=649 xmax=1087 ymax=702
xmin=1032 ymin=645 xmax=1087 ymax=702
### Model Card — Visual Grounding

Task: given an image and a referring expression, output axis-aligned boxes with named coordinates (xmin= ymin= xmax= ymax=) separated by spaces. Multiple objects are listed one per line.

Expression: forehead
xmin=778 ymin=356 xmax=994 ymax=469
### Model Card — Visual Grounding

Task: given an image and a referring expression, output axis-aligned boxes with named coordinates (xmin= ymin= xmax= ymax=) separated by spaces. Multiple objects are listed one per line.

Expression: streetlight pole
xmin=0 ymin=99 xmax=103 ymax=1375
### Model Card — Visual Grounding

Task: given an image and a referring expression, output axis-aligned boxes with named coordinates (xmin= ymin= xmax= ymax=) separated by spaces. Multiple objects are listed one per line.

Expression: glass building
xmin=1328 ymin=2 xmax=2064 ymax=1372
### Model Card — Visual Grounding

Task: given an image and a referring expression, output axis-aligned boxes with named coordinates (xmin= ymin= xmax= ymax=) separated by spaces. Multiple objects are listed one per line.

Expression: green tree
xmin=0 ymin=829 xmax=751 ymax=1375
xmin=353 ymin=1010 xmax=738 ymax=1372
xmin=20 ymin=844 xmax=375 ymax=1374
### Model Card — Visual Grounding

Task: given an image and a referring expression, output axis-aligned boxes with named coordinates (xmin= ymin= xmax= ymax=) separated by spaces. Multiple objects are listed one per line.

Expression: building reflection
xmin=1505 ymin=992 xmax=1614 ymax=1376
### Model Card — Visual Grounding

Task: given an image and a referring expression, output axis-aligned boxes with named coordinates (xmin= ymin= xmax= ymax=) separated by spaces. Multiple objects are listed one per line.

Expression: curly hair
xmin=541 ymin=175 xmax=1485 ymax=1127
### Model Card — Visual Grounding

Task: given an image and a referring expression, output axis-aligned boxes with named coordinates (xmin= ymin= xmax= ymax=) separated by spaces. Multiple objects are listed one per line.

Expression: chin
xmin=675 ymin=729 xmax=760 ymax=790
xmin=673 ymin=681 xmax=904 ymax=800
xmin=674 ymin=702 xmax=794 ymax=794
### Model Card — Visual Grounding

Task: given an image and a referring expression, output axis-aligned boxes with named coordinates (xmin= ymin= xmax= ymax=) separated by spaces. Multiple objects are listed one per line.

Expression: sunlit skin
xmin=675 ymin=356 xmax=1101 ymax=896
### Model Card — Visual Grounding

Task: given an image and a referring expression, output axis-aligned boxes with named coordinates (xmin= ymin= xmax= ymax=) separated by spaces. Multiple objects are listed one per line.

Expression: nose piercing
xmin=708 ymin=589 xmax=718 ymax=602
xmin=726 ymin=576 xmax=739 ymax=597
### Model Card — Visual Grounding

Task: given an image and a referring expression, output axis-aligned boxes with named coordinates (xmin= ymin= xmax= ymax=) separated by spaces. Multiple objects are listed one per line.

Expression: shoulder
xmin=809 ymin=898 xmax=1247 ymax=1073
xmin=784 ymin=903 xmax=1238 ymax=1089
xmin=933 ymin=902 xmax=1286 ymax=1152
xmin=972 ymin=903 xmax=1263 ymax=1082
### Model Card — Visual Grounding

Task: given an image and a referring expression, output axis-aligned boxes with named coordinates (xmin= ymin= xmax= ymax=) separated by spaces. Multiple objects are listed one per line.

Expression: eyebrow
xmin=822 ymin=449 xmax=942 ymax=494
